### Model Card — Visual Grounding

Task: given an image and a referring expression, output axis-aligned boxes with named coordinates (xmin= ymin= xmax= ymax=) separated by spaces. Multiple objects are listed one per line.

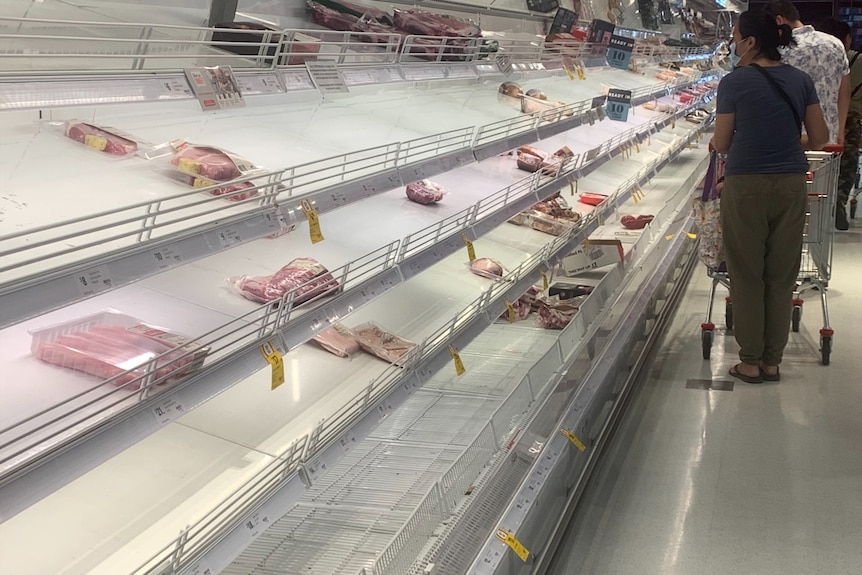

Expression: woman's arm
xmin=803 ymin=103 xmax=829 ymax=151
xmin=712 ymin=113 xmax=734 ymax=154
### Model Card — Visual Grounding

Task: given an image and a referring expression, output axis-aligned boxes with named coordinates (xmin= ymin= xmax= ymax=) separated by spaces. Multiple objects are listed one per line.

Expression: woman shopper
xmin=712 ymin=10 xmax=829 ymax=383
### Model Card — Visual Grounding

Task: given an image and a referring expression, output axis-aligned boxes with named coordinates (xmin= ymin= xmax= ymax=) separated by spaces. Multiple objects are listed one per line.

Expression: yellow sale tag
xmin=687 ymin=232 xmax=697 ymax=239
xmin=301 ymin=200 xmax=324 ymax=244
xmin=505 ymin=300 xmax=516 ymax=323
xmin=561 ymin=428 xmax=587 ymax=451
xmin=541 ymin=271 xmax=549 ymax=291
xmin=448 ymin=344 xmax=466 ymax=376
xmin=635 ymin=143 xmax=640 ymax=154
xmin=577 ymin=65 xmax=587 ymax=81
xmin=178 ymin=157 xmax=202 ymax=174
xmin=672 ymin=118 xmax=676 ymax=130
xmin=463 ymin=234 xmax=476 ymax=262
xmin=84 ymin=134 xmax=107 ymax=151
xmin=495 ymin=529 xmax=530 ymax=562
xmin=665 ymin=234 xmax=674 ymax=240
xmin=260 ymin=341 xmax=285 ymax=390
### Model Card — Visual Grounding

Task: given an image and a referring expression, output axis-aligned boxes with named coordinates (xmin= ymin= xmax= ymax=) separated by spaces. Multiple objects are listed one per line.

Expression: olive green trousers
xmin=721 ymin=174 xmax=807 ymax=366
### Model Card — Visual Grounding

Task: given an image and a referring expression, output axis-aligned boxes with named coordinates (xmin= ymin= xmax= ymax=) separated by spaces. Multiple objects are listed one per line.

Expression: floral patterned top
xmin=781 ymin=25 xmax=850 ymax=143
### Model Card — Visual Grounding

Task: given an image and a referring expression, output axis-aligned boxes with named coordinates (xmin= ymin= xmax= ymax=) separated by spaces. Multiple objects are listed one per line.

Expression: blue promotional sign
xmin=606 ymin=35 xmax=635 ymax=70
xmin=606 ymin=88 xmax=632 ymax=122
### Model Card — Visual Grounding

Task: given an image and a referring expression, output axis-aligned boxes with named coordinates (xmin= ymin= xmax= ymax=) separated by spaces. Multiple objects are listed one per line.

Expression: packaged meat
xmin=230 ymin=257 xmax=340 ymax=305
xmin=499 ymin=82 xmax=523 ymax=98
xmin=531 ymin=193 xmax=579 ymax=221
xmin=620 ymin=214 xmax=655 ymax=229
xmin=312 ymin=0 xmax=393 ymax=24
xmin=169 ymin=141 xmax=263 ymax=201
xmin=529 ymin=212 xmax=573 ymax=236
xmin=526 ymin=89 xmax=547 ymax=100
xmin=517 ymin=153 xmax=543 ymax=173
xmin=393 ymin=8 xmax=481 ymax=39
xmin=535 ymin=297 xmax=583 ymax=329
xmin=64 ymin=122 xmax=139 ymax=156
xmin=350 ymin=323 xmax=416 ymax=365
xmin=406 ymin=180 xmax=445 ymax=204
xmin=313 ymin=324 xmax=361 ymax=357
xmin=517 ymin=145 xmax=548 ymax=161
xmin=30 ymin=311 xmax=208 ymax=389
xmin=578 ymin=192 xmax=609 ymax=206
xmin=308 ymin=1 xmax=360 ymax=32
xmin=470 ymin=258 xmax=505 ymax=279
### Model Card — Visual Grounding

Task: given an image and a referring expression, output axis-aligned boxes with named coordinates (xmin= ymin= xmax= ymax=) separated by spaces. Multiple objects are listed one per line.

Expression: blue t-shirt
xmin=716 ymin=64 xmax=819 ymax=175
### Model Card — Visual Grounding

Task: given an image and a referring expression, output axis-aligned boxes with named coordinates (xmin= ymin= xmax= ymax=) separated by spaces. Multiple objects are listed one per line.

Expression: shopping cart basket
xmin=698 ymin=147 xmax=842 ymax=365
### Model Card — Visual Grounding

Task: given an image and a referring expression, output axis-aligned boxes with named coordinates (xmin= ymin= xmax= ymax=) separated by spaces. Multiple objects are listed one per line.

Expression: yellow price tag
xmin=260 ymin=341 xmax=285 ymax=390
xmin=178 ymin=157 xmax=202 ymax=174
xmin=193 ymin=177 xmax=216 ymax=189
xmin=541 ymin=271 xmax=549 ymax=291
xmin=463 ymin=234 xmax=476 ymax=262
xmin=505 ymin=300 xmax=516 ymax=323
xmin=687 ymin=232 xmax=697 ymax=239
xmin=84 ymin=134 xmax=108 ymax=151
xmin=665 ymin=234 xmax=674 ymax=240
xmin=671 ymin=118 xmax=676 ymax=130
xmin=495 ymin=529 xmax=530 ymax=562
xmin=448 ymin=344 xmax=466 ymax=376
xmin=563 ymin=66 xmax=575 ymax=81
xmin=301 ymin=199 xmax=324 ymax=244
xmin=577 ymin=65 xmax=587 ymax=81
xmin=632 ymin=188 xmax=644 ymax=204
xmin=635 ymin=143 xmax=640 ymax=154
xmin=560 ymin=428 xmax=587 ymax=451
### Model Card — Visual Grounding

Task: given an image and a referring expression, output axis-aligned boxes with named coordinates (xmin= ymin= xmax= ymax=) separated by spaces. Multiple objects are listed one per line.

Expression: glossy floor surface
xmin=551 ymin=218 xmax=862 ymax=574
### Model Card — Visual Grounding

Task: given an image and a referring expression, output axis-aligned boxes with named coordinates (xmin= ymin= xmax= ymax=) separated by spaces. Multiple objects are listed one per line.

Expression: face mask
xmin=730 ymin=38 xmax=751 ymax=68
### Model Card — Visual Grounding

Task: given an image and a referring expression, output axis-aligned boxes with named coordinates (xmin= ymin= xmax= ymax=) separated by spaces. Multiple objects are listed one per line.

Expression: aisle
xmin=550 ymin=223 xmax=862 ymax=574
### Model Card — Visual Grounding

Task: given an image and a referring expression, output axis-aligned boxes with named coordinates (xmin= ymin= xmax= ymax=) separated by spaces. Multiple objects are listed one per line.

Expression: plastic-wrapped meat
xmin=406 ymin=180 xmax=445 ymax=204
xmin=529 ymin=213 xmax=572 ymax=236
xmin=312 ymin=0 xmax=392 ymax=23
xmin=313 ymin=324 xmax=360 ymax=357
xmin=517 ymin=153 xmax=543 ymax=173
xmin=353 ymin=18 xmax=403 ymax=43
xmin=65 ymin=123 xmax=138 ymax=155
xmin=531 ymin=193 xmax=578 ymax=220
xmin=536 ymin=301 xmax=580 ymax=329
xmin=517 ymin=145 xmax=548 ymax=161
xmin=185 ymin=175 xmax=258 ymax=202
xmin=172 ymin=146 xmax=242 ymax=181
xmin=230 ymin=258 xmax=339 ymax=305
xmin=470 ymin=258 xmax=504 ymax=279
xmin=393 ymin=8 xmax=481 ymax=38
xmin=351 ymin=323 xmax=416 ymax=365
xmin=308 ymin=1 xmax=359 ymax=31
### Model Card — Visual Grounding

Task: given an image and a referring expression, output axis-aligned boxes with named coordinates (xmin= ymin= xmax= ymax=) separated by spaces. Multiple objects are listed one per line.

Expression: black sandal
xmin=729 ymin=364 xmax=763 ymax=384
xmin=760 ymin=366 xmax=780 ymax=382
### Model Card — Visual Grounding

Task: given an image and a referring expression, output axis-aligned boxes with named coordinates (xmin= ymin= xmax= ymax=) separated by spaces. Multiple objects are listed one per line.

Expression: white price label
xmin=152 ymin=245 xmax=183 ymax=270
xmin=244 ymin=511 xmax=270 ymax=539
xmin=307 ymin=459 xmax=327 ymax=479
xmin=160 ymin=78 xmax=193 ymax=98
xmin=403 ymin=66 xmax=445 ymax=81
xmin=328 ymin=190 xmax=349 ymax=208
xmin=217 ymin=227 xmax=242 ymax=248
xmin=495 ymin=54 xmax=513 ymax=76
xmin=238 ymin=73 xmax=284 ymax=95
xmin=342 ymin=68 xmax=377 ymax=85
xmin=408 ymin=164 xmax=427 ymax=180
xmin=447 ymin=65 xmax=478 ymax=79
xmin=361 ymin=171 xmax=401 ymax=196
xmin=339 ymin=436 xmax=355 ymax=453
xmin=74 ymin=265 xmax=114 ymax=297
xmin=282 ymin=70 xmax=315 ymax=91
xmin=190 ymin=562 xmax=213 ymax=575
xmin=306 ymin=61 xmax=349 ymax=94
xmin=152 ymin=395 xmax=185 ymax=425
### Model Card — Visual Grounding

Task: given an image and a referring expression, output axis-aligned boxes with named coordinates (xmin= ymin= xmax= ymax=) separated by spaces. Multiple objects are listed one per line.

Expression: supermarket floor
xmin=551 ymin=220 xmax=862 ymax=574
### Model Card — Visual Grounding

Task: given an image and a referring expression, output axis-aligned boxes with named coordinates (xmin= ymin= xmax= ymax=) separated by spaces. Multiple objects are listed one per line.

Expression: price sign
xmin=549 ymin=7 xmax=579 ymax=34
xmin=282 ymin=69 xmax=315 ymax=91
xmin=590 ymin=95 xmax=606 ymax=110
xmin=305 ymin=61 xmax=349 ymax=94
xmin=607 ymin=35 xmax=635 ymax=70
xmin=541 ymin=271 xmax=549 ymax=291
xmin=74 ymin=265 xmax=114 ymax=297
xmin=495 ymin=529 xmax=530 ymax=562
xmin=152 ymin=395 xmax=186 ymax=426
xmin=606 ymin=89 xmax=632 ymax=122
xmin=244 ymin=511 xmax=270 ymax=539
xmin=463 ymin=234 xmax=477 ymax=262
xmin=300 ymin=199 xmax=324 ymax=244
xmin=448 ymin=344 xmax=466 ymax=376
xmin=152 ymin=245 xmax=183 ymax=270
xmin=496 ymin=54 xmax=513 ymax=76
xmin=217 ymin=227 xmax=242 ymax=248
xmin=505 ymin=300 xmax=516 ymax=323
xmin=560 ymin=427 xmax=587 ymax=451
xmin=260 ymin=341 xmax=285 ymax=391
xmin=587 ymin=19 xmax=616 ymax=44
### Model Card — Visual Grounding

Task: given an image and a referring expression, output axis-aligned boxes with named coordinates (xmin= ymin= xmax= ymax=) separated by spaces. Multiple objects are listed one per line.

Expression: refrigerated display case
xmin=0 ymin=10 xmax=720 ymax=575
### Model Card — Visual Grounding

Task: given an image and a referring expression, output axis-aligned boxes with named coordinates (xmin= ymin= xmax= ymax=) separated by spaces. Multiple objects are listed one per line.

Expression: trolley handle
xmin=821 ymin=144 xmax=843 ymax=154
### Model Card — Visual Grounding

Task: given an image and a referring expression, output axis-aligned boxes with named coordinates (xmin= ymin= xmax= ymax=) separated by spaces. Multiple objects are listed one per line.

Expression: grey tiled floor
xmin=552 ymin=221 xmax=862 ymax=574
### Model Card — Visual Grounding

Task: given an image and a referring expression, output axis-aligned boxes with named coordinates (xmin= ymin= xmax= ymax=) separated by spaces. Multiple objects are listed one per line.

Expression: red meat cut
xmin=65 ymin=123 xmax=138 ymax=156
xmin=393 ymin=9 xmax=481 ymax=38
xmin=406 ymin=180 xmax=445 ymax=204
xmin=172 ymin=146 xmax=243 ymax=181
xmin=231 ymin=258 xmax=339 ymax=305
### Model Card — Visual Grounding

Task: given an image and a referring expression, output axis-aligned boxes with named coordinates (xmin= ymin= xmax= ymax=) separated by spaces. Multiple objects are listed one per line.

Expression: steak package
xmin=230 ymin=257 xmax=340 ymax=305
xmin=169 ymin=140 xmax=264 ymax=202
xmin=470 ymin=258 xmax=505 ymax=279
xmin=392 ymin=8 xmax=481 ymax=38
xmin=350 ymin=322 xmax=416 ymax=365
xmin=308 ymin=1 xmax=401 ymax=44
xmin=535 ymin=295 xmax=585 ymax=329
xmin=406 ymin=180 xmax=446 ymax=204
xmin=312 ymin=324 xmax=361 ymax=357
xmin=62 ymin=121 xmax=142 ymax=156
xmin=30 ymin=311 xmax=208 ymax=389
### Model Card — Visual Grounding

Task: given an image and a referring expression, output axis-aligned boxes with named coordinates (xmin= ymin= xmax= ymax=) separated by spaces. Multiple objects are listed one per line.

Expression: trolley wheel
xmin=725 ymin=301 xmax=734 ymax=331
xmin=791 ymin=306 xmax=802 ymax=332
xmin=702 ymin=330 xmax=713 ymax=360
xmin=820 ymin=335 xmax=832 ymax=366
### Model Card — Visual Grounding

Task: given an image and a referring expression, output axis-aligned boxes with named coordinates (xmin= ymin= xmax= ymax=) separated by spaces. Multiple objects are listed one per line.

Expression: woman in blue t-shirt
xmin=712 ymin=10 xmax=829 ymax=383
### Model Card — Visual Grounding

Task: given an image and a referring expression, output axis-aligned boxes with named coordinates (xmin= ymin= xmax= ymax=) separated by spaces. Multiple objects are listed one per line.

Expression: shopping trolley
xmin=698 ymin=147 xmax=842 ymax=365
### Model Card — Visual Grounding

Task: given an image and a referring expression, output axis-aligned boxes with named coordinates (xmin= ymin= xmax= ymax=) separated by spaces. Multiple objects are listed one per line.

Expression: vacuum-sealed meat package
xmin=393 ymin=8 xmax=481 ymax=38
xmin=30 ymin=311 xmax=208 ymax=389
xmin=312 ymin=324 xmax=361 ymax=357
xmin=351 ymin=323 xmax=416 ymax=365
xmin=470 ymin=258 xmax=505 ymax=279
xmin=406 ymin=180 xmax=445 ymax=204
xmin=535 ymin=296 xmax=583 ymax=329
xmin=169 ymin=140 xmax=264 ymax=202
xmin=63 ymin=122 xmax=140 ymax=156
xmin=230 ymin=257 xmax=339 ymax=305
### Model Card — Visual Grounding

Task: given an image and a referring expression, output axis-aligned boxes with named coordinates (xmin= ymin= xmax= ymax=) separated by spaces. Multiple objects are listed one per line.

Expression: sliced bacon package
xmin=229 ymin=257 xmax=340 ymax=305
xmin=30 ymin=311 xmax=208 ymax=389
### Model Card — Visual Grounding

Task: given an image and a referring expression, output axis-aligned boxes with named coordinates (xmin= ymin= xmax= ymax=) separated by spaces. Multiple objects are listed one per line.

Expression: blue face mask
xmin=729 ymin=42 xmax=741 ymax=68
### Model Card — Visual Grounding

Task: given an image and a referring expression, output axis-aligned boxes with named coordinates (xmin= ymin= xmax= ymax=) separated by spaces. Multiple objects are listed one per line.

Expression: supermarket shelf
xmin=184 ymin=145 xmax=714 ymax=575
xmin=0 ymin=91 xmax=715 ymax=510
xmin=0 ymin=118 xmax=712 ymax=575
xmin=0 ymin=67 xmax=718 ymax=329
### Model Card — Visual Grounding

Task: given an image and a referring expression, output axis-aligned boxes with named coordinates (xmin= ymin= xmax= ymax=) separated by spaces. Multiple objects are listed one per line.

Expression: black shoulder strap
xmin=750 ymin=64 xmax=802 ymax=130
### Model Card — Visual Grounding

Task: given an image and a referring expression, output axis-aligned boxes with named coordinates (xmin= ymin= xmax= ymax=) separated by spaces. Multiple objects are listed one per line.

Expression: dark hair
xmin=765 ymin=0 xmax=801 ymax=23
xmin=738 ymin=10 xmax=796 ymax=61
xmin=815 ymin=17 xmax=851 ymax=44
